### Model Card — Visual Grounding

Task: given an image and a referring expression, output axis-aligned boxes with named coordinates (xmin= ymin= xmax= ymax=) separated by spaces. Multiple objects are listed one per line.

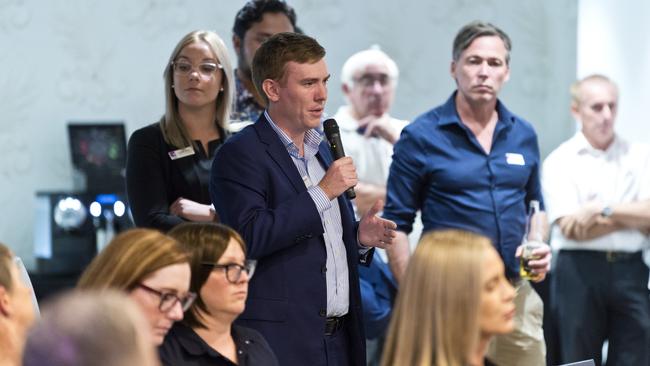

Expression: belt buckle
xmin=606 ymin=251 xmax=614 ymax=262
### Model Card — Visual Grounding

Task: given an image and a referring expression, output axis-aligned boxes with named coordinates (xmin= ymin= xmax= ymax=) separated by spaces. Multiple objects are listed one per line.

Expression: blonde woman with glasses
xmin=381 ymin=230 xmax=516 ymax=366
xmin=161 ymin=222 xmax=278 ymax=366
xmin=77 ymin=228 xmax=195 ymax=346
xmin=126 ymin=30 xmax=235 ymax=231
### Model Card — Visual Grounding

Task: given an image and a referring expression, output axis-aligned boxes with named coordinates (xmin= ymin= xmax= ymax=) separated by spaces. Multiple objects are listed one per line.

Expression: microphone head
xmin=323 ymin=118 xmax=339 ymax=136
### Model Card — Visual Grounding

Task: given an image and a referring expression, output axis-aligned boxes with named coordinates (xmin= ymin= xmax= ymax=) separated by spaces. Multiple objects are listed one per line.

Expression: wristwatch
xmin=601 ymin=206 xmax=613 ymax=218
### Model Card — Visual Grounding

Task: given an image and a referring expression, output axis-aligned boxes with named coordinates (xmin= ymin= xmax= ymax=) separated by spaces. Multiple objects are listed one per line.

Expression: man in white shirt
xmin=333 ymin=47 xmax=420 ymax=365
xmin=334 ymin=47 xmax=406 ymax=216
xmin=542 ymin=74 xmax=650 ymax=365
xmin=333 ymin=48 xmax=422 ymax=243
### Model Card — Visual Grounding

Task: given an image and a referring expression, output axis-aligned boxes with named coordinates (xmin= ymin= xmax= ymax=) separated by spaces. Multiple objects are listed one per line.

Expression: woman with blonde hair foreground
xmin=381 ymin=229 xmax=515 ymax=366
xmin=78 ymin=228 xmax=195 ymax=345
xmin=23 ymin=290 xmax=160 ymax=366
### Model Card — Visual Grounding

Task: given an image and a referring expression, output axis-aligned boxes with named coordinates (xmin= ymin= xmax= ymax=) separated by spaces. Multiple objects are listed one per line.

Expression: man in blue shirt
xmin=383 ymin=21 xmax=551 ymax=366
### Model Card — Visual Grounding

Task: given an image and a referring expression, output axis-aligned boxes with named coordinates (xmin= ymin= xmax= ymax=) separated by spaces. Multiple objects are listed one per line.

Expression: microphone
xmin=323 ymin=118 xmax=356 ymax=199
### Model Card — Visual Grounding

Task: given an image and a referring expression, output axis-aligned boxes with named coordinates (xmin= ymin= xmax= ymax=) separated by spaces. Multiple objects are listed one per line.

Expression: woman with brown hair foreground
xmin=161 ymin=222 xmax=278 ymax=366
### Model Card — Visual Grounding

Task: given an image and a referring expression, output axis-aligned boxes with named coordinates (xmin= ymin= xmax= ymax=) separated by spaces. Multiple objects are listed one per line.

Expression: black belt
xmin=561 ymin=250 xmax=643 ymax=262
xmin=324 ymin=315 xmax=346 ymax=336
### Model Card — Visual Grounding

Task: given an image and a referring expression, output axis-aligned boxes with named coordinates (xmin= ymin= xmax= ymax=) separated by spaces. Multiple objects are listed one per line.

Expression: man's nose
xmin=478 ymin=62 xmax=489 ymax=76
xmin=370 ymin=79 xmax=384 ymax=93
xmin=602 ymin=105 xmax=613 ymax=120
xmin=315 ymin=82 xmax=327 ymax=101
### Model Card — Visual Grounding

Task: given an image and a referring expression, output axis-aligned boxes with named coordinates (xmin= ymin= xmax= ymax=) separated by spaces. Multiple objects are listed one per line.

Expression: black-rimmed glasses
xmin=136 ymin=283 xmax=196 ymax=312
xmin=171 ymin=61 xmax=223 ymax=77
xmin=202 ymin=259 xmax=257 ymax=284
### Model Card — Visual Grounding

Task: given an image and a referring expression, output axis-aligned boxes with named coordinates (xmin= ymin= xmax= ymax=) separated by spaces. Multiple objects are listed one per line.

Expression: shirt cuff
xmin=307 ymin=185 xmax=332 ymax=214
xmin=357 ymin=230 xmax=371 ymax=253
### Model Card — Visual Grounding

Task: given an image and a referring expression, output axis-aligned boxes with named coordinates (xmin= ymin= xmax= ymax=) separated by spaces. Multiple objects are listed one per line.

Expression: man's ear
xmin=570 ymin=101 xmax=581 ymax=122
xmin=0 ymin=286 xmax=10 ymax=317
xmin=263 ymin=79 xmax=280 ymax=103
xmin=232 ymin=34 xmax=241 ymax=51
xmin=342 ymin=83 xmax=351 ymax=95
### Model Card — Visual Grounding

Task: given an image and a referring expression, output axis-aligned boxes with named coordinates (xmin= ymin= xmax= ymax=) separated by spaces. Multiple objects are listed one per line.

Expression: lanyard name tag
xmin=168 ymin=146 xmax=195 ymax=160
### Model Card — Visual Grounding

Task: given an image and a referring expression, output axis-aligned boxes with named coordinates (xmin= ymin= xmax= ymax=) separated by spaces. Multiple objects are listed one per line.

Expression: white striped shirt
xmin=265 ymin=111 xmax=350 ymax=316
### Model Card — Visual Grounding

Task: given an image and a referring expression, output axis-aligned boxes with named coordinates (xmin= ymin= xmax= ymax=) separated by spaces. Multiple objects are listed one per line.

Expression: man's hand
xmin=515 ymin=242 xmax=552 ymax=282
xmin=318 ymin=157 xmax=358 ymax=200
xmin=573 ymin=201 xmax=603 ymax=233
xmin=358 ymin=200 xmax=397 ymax=249
xmin=359 ymin=115 xmax=400 ymax=144
xmin=169 ymin=198 xmax=217 ymax=222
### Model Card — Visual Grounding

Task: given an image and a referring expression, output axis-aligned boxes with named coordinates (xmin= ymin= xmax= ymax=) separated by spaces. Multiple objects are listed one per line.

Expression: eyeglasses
xmin=202 ymin=259 xmax=257 ymax=284
xmin=172 ymin=61 xmax=223 ymax=77
xmin=354 ymin=73 xmax=392 ymax=88
xmin=136 ymin=283 xmax=197 ymax=312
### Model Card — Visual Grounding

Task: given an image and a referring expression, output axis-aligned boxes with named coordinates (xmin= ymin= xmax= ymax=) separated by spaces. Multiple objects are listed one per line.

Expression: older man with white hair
xmin=334 ymin=47 xmax=419 ymax=366
xmin=334 ymin=47 xmax=406 ymax=218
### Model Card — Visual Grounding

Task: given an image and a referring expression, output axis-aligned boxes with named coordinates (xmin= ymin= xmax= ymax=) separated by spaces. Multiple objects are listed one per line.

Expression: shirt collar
xmin=264 ymin=110 xmax=323 ymax=159
xmin=171 ymin=323 xmax=219 ymax=357
xmin=437 ymin=91 xmax=516 ymax=128
xmin=570 ymin=130 xmax=623 ymax=157
xmin=171 ymin=323 xmax=250 ymax=360
xmin=334 ymin=106 xmax=359 ymax=132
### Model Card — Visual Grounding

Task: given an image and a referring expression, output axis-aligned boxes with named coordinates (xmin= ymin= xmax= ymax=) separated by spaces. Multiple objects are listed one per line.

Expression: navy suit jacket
xmin=210 ymin=114 xmax=367 ymax=366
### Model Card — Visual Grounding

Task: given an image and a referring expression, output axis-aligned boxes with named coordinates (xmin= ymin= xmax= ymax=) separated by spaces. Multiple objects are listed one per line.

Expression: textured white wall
xmin=0 ymin=0 xmax=576 ymax=268
xmin=577 ymin=0 xmax=650 ymax=144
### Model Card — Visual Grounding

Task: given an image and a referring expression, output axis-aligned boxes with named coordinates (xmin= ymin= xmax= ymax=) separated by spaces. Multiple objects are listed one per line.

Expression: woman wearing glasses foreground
xmin=381 ymin=230 xmax=516 ymax=366
xmin=126 ymin=30 xmax=234 ymax=231
xmin=161 ymin=222 xmax=278 ymax=366
xmin=77 ymin=228 xmax=195 ymax=345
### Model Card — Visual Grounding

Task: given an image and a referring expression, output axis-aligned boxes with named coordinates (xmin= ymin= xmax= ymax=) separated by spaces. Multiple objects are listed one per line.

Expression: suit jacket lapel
xmin=254 ymin=115 xmax=307 ymax=193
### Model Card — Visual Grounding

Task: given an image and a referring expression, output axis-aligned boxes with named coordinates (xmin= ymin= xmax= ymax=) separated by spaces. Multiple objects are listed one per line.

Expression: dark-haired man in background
xmin=231 ymin=0 xmax=297 ymax=124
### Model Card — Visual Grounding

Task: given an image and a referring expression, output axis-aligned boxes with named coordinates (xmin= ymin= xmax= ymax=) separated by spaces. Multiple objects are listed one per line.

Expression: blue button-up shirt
xmin=384 ymin=92 xmax=544 ymax=277
xmin=265 ymin=111 xmax=350 ymax=316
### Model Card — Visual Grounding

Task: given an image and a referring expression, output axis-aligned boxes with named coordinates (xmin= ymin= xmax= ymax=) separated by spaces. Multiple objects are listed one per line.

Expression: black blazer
xmin=210 ymin=114 xmax=368 ymax=366
xmin=126 ymin=122 xmax=223 ymax=231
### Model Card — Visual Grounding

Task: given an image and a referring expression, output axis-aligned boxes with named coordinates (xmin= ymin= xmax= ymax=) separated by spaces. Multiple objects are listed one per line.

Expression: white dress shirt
xmin=542 ymin=132 xmax=650 ymax=253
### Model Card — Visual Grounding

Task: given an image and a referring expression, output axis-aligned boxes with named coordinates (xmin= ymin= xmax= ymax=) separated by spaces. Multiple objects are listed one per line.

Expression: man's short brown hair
xmin=251 ymin=32 xmax=325 ymax=104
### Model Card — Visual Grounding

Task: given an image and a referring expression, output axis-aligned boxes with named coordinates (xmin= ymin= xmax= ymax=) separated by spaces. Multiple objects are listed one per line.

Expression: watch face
xmin=601 ymin=206 xmax=613 ymax=218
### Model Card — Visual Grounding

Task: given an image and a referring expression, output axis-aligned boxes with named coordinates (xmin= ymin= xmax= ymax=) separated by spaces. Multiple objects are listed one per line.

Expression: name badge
xmin=168 ymin=146 xmax=195 ymax=160
xmin=505 ymin=152 xmax=525 ymax=166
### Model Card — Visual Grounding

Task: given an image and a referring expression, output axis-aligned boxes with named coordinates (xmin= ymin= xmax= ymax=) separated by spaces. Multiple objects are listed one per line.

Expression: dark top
xmin=384 ymin=92 xmax=544 ymax=277
xmin=359 ymin=253 xmax=397 ymax=339
xmin=126 ymin=122 xmax=224 ymax=231
xmin=159 ymin=322 xmax=279 ymax=366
